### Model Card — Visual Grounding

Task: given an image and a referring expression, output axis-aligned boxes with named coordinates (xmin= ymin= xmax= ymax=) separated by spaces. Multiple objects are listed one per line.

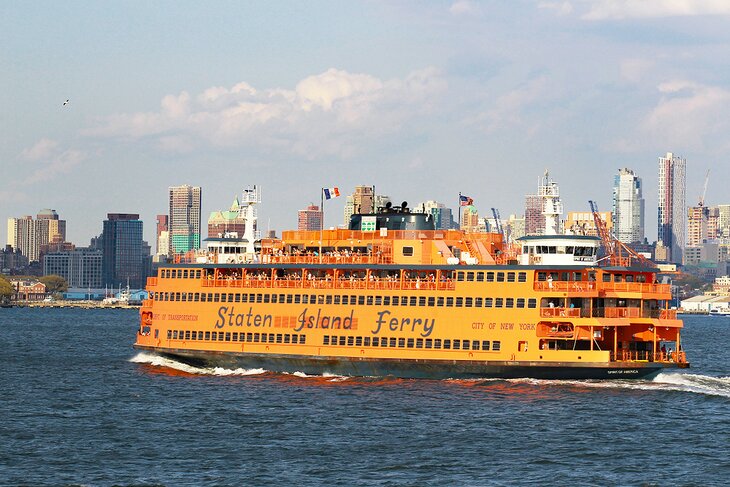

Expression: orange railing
xmin=534 ymin=281 xmax=597 ymax=292
xmin=196 ymin=277 xmax=456 ymax=292
xmin=534 ymin=281 xmax=670 ymax=294
xmin=540 ymin=307 xmax=581 ymax=318
xmin=611 ymin=350 xmax=687 ymax=364
xmin=147 ymin=277 xmax=158 ymax=287
xmin=660 ymin=309 xmax=678 ymax=320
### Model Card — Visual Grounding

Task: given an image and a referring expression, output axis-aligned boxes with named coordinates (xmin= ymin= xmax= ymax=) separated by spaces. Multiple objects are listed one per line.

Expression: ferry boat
xmin=134 ymin=187 xmax=689 ymax=380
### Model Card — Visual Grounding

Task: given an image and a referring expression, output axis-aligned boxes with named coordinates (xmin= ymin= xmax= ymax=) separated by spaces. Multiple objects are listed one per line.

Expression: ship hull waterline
xmin=133 ymin=345 xmax=686 ymax=380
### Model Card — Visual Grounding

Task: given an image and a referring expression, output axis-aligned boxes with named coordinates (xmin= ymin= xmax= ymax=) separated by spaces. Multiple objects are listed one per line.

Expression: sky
xmin=3 ymin=0 xmax=730 ymax=247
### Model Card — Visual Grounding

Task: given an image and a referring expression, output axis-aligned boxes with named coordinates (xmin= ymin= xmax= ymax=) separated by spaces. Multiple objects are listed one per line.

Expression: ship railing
xmin=591 ymin=307 xmax=641 ymax=318
xmin=535 ymin=281 xmax=597 ymax=292
xmin=146 ymin=277 xmax=158 ymax=287
xmin=534 ymin=281 xmax=670 ymax=294
xmin=659 ymin=309 xmax=677 ymax=320
xmin=267 ymin=254 xmax=384 ymax=265
xmin=141 ymin=299 xmax=153 ymax=308
xmin=540 ymin=307 xmax=581 ymax=318
xmin=611 ymin=350 xmax=688 ymax=364
xmin=197 ymin=276 xmax=456 ymax=291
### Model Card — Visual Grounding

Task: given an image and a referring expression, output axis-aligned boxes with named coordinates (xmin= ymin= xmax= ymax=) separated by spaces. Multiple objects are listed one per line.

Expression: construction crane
xmin=491 ymin=208 xmax=503 ymax=236
xmin=589 ymin=200 xmax=655 ymax=268
xmin=698 ymin=169 xmax=710 ymax=206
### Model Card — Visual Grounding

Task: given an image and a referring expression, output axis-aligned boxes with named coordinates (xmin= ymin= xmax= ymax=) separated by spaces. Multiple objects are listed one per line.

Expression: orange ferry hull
xmin=133 ymin=345 xmax=679 ymax=380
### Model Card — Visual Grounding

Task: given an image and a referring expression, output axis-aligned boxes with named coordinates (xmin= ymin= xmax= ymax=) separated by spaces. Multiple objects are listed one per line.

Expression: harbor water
xmin=1 ymin=309 xmax=729 ymax=486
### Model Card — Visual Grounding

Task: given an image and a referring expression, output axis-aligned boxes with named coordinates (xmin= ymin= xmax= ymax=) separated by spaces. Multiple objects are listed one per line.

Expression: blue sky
xmin=3 ymin=0 xmax=730 ymax=246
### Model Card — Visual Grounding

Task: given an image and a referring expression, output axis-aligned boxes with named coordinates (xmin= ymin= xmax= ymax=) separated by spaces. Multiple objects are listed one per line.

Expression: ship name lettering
xmin=472 ymin=322 xmax=485 ymax=330
xmin=214 ymin=306 xmax=273 ymax=329
xmin=294 ymin=307 xmax=354 ymax=332
xmin=519 ymin=323 xmax=535 ymax=330
xmin=500 ymin=322 xmax=514 ymax=330
xmin=372 ymin=310 xmax=434 ymax=337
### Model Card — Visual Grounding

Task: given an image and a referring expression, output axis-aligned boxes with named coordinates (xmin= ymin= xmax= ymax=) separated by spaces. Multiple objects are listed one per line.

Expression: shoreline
xmin=2 ymin=301 xmax=140 ymax=309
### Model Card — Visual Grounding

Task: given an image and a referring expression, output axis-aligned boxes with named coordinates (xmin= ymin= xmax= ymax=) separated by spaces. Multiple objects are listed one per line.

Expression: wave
xmin=130 ymin=353 xmax=729 ymax=396
xmin=129 ymin=352 xmax=266 ymax=376
xmin=468 ymin=373 xmax=730 ymax=398
xmin=130 ymin=352 xmax=348 ymax=381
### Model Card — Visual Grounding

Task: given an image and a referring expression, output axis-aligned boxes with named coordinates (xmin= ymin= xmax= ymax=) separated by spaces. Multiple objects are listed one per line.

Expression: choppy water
xmin=1 ymin=309 xmax=729 ymax=486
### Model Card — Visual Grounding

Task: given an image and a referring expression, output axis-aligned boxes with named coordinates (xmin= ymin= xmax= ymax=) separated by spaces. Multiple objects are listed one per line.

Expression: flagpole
xmin=320 ymin=188 xmax=324 ymax=263
xmin=458 ymin=192 xmax=462 ymax=230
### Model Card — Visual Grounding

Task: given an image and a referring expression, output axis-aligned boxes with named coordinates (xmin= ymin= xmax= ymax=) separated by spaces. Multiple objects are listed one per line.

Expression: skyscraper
xmin=102 ymin=213 xmax=146 ymax=288
xmin=657 ymin=152 xmax=686 ymax=264
xmin=612 ymin=168 xmax=645 ymax=244
xmin=524 ymin=194 xmax=543 ymax=236
xmin=169 ymin=185 xmax=202 ymax=254
xmin=298 ymin=205 xmax=323 ymax=231
xmin=6 ymin=209 xmax=66 ymax=263
xmin=156 ymin=214 xmax=169 ymax=256
xmin=418 ymin=201 xmax=455 ymax=230
xmin=342 ymin=187 xmax=391 ymax=226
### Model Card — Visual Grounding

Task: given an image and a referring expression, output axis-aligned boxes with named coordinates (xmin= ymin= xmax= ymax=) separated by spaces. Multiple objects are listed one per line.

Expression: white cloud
xmin=619 ymin=58 xmax=655 ymax=83
xmin=449 ymin=1 xmax=478 ymax=16
xmin=20 ymin=138 xmax=59 ymax=161
xmin=479 ymin=76 xmax=549 ymax=133
xmin=582 ymin=0 xmax=730 ymax=20
xmin=538 ymin=1 xmax=574 ymax=16
xmin=642 ymin=80 xmax=730 ymax=148
xmin=83 ymin=67 xmax=447 ymax=158
xmin=18 ymin=138 xmax=87 ymax=184
xmin=24 ymin=149 xmax=87 ymax=184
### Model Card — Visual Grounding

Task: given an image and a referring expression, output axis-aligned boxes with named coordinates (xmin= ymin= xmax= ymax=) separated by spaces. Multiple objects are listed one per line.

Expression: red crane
xmin=589 ymin=200 xmax=656 ymax=268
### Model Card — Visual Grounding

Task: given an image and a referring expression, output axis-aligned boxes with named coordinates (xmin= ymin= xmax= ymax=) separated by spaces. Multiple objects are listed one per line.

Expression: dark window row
xmin=457 ymin=271 xmax=526 ymax=283
xmin=323 ymin=335 xmax=501 ymax=351
xmin=162 ymin=269 xmax=529 ymax=284
xmin=167 ymin=329 xmax=306 ymax=344
xmin=161 ymin=269 xmax=203 ymax=279
xmin=153 ymin=291 xmax=537 ymax=309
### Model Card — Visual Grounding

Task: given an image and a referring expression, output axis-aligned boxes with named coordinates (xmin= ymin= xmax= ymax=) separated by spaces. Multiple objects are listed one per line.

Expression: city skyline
xmin=3 ymin=2 xmax=730 ymax=246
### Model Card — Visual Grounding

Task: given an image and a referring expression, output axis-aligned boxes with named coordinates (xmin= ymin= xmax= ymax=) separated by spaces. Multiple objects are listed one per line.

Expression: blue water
xmin=1 ymin=309 xmax=728 ymax=486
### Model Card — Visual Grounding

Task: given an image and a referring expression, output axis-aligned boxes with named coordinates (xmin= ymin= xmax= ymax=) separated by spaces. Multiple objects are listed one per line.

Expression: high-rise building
xmin=657 ymin=152 xmax=686 ymax=264
xmin=418 ymin=201 xmax=455 ymax=230
xmin=43 ymin=248 xmax=103 ymax=288
xmin=717 ymin=204 xmax=730 ymax=240
xmin=156 ymin=215 xmax=169 ymax=256
xmin=506 ymin=214 xmax=526 ymax=241
xmin=612 ymin=168 xmax=645 ymax=244
xmin=298 ymin=205 xmax=322 ymax=231
xmin=169 ymin=185 xmax=202 ymax=254
xmin=524 ymin=194 xmax=544 ymax=236
xmin=101 ymin=213 xmax=147 ymax=288
xmin=460 ymin=204 xmax=482 ymax=233
xmin=6 ymin=209 xmax=66 ymax=263
xmin=565 ymin=211 xmax=613 ymax=237
xmin=343 ymin=186 xmax=390 ymax=225
xmin=208 ymin=196 xmax=250 ymax=238
xmin=688 ymin=204 xmax=720 ymax=247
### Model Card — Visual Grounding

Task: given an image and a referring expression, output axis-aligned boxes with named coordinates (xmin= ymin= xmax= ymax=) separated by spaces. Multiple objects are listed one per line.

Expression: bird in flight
xmin=63 ymin=99 xmax=69 ymax=106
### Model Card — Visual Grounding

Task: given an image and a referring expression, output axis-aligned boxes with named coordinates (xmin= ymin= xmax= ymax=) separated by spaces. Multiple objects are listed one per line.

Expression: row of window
xmin=165 ymin=328 xmax=502 ymax=352
xmin=323 ymin=335 xmax=501 ymax=351
xmin=159 ymin=268 xmax=528 ymax=283
xmin=154 ymin=291 xmax=538 ymax=309
xmin=168 ymin=329 xmax=307 ymax=344
xmin=456 ymin=271 xmax=526 ymax=283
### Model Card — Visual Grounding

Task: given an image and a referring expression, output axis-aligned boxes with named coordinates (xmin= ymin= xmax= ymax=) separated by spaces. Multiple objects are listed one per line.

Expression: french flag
xmin=323 ymin=187 xmax=340 ymax=200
